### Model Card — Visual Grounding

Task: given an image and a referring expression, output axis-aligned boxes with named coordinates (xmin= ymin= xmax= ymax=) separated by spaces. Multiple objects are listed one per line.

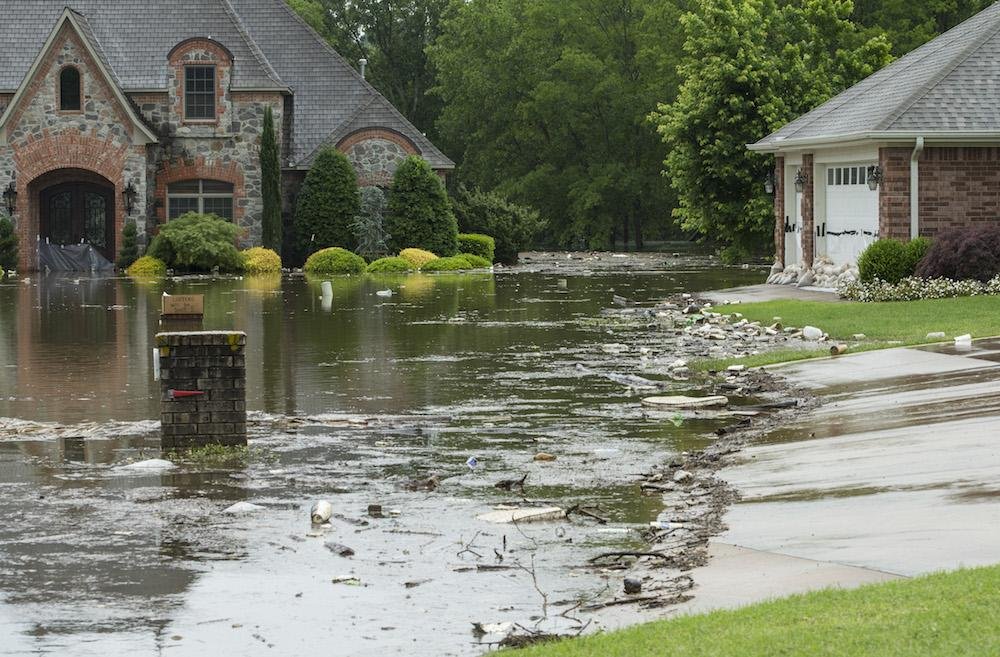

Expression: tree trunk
xmin=633 ymin=202 xmax=644 ymax=251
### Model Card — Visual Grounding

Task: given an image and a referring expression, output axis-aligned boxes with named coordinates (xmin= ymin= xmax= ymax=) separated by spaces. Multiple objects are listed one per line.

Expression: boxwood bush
xmin=421 ymin=255 xmax=476 ymax=272
xmin=916 ymin=225 xmax=1000 ymax=282
xmin=399 ymin=248 xmax=439 ymax=269
xmin=304 ymin=247 xmax=366 ymax=275
xmin=241 ymin=247 xmax=282 ymax=274
xmin=857 ymin=239 xmax=911 ymax=284
xmin=148 ymin=212 xmax=242 ymax=272
xmin=126 ymin=255 xmax=167 ymax=278
xmin=457 ymin=233 xmax=495 ymax=263
xmin=366 ymin=256 xmax=413 ymax=273
xmin=459 ymin=253 xmax=491 ymax=268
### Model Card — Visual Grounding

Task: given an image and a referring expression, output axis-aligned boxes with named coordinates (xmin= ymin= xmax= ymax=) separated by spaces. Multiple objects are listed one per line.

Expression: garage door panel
xmin=825 ymin=164 xmax=879 ymax=265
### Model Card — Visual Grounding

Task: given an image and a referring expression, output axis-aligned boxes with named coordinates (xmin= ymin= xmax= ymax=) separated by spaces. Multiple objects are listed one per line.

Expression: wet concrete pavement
xmin=702 ymin=283 xmax=842 ymax=305
xmin=682 ymin=339 xmax=1000 ymax=611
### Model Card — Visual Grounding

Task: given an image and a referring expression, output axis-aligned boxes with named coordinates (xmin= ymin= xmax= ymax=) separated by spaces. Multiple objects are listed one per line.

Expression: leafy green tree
xmin=0 ymin=215 xmax=17 ymax=272
xmin=116 ymin=220 xmax=139 ymax=270
xmin=431 ymin=0 xmax=685 ymax=250
xmin=261 ymin=106 xmax=283 ymax=253
xmin=287 ymin=0 xmax=448 ymax=139
xmin=852 ymin=0 xmax=991 ymax=56
xmin=651 ymin=0 xmax=891 ymax=260
xmin=294 ymin=147 xmax=360 ymax=256
xmin=386 ymin=155 xmax=458 ymax=256
xmin=147 ymin=213 xmax=243 ymax=272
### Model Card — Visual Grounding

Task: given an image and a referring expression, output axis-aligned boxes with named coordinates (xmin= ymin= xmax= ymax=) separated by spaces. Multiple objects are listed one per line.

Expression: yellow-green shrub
xmin=366 ymin=256 xmax=413 ymax=273
xmin=241 ymin=247 xmax=282 ymax=274
xmin=399 ymin=248 xmax=438 ymax=269
xmin=126 ymin=255 xmax=167 ymax=278
xmin=304 ymin=247 xmax=366 ymax=275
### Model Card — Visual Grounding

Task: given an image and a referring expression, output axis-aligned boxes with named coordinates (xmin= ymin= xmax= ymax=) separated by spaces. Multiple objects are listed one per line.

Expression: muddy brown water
xmin=0 ymin=252 xmax=763 ymax=656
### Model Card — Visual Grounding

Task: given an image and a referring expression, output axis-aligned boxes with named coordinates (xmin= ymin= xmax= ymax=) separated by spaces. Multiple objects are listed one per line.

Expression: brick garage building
xmin=750 ymin=3 xmax=1000 ymax=272
xmin=0 ymin=2 xmax=453 ymax=271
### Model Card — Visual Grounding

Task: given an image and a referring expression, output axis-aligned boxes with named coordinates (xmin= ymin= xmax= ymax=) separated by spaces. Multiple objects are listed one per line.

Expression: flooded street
xmin=0 ymin=252 xmax=764 ymax=656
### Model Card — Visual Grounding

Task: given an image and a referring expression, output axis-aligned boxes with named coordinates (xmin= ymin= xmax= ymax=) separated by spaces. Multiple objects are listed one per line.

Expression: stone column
xmin=801 ymin=153 xmax=815 ymax=267
xmin=879 ymin=147 xmax=912 ymax=241
xmin=157 ymin=331 xmax=247 ymax=449
xmin=774 ymin=156 xmax=785 ymax=266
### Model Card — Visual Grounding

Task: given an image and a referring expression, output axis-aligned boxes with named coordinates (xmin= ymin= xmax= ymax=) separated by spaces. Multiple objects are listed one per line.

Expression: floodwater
xmin=0 ymin=252 xmax=763 ymax=656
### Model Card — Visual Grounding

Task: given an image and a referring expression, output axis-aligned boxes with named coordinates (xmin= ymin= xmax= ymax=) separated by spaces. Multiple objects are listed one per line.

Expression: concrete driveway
xmin=679 ymin=339 xmax=1000 ymax=613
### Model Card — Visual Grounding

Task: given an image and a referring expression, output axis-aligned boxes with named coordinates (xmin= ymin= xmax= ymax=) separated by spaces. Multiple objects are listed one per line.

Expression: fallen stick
xmin=566 ymin=505 xmax=609 ymax=524
xmin=588 ymin=551 xmax=671 ymax=563
xmin=581 ymin=595 xmax=662 ymax=611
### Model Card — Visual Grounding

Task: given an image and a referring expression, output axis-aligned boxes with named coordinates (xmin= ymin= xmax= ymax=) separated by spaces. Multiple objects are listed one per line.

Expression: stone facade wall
xmin=918 ymin=147 xmax=1000 ymax=237
xmin=878 ymin=146 xmax=912 ymax=241
xmin=800 ymin=154 xmax=815 ymax=266
xmin=338 ymin=128 xmax=418 ymax=187
xmin=157 ymin=331 xmax=247 ymax=449
xmin=773 ymin=156 xmax=785 ymax=265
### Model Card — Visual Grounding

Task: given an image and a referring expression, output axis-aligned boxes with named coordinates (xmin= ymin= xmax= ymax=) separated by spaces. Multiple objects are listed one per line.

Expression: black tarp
xmin=37 ymin=242 xmax=115 ymax=272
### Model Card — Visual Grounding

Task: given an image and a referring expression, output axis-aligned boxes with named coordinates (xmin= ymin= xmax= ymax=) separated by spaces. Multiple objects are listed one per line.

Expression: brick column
xmin=774 ymin=156 xmax=785 ymax=266
xmin=801 ymin=153 xmax=814 ymax=266
xmin=157 ymin=331 xmax=247 ymax=448
xmin=879 ymin=147 xmax=911 ymax=240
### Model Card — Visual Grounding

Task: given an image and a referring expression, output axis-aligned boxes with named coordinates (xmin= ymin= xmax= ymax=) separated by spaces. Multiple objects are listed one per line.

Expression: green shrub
xmin=386 ymin=156 xmax=458 ymax=256
xmin=452 ymin=185 xmax=542 ymax=265
xmin=126 ymin=255 xmax=167 ymax=277
xmin=857 ymin=239 xmax=911 ymax=284
xmin=399 ymin=248 xmax=439 ymax=268
xmin=116 ymin=220 xmax=139 ymax=270
xmin=0 ymin=215 xmax=18 ymax=272
xmin=366 ymin=256 xmax=413 ymax=273
xmin=294 ymin=148 xmax=360 ymax=256
xmin=457 ymin=233 xmax=495 ymax=263
xmin=352 ymin=186 xmax=390 ymax=260
xmin=241 ymin=247 xmax=282 ymax=274
xmin=459 ymin=253 xmax=491 ymax=268
xmin=147 ymin=213 xmax=242 ymax=272
xmin=304 ymin=247 xmax=366 ymax=275
xmin=421 ymin=255 xmax=476 ymax=271
xmin=905 ymin=237 xmax=932 ymax=274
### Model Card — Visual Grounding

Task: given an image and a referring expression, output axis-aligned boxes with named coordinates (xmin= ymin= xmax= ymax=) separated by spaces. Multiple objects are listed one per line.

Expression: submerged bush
xmin=421 ymin=255 xmax=476 ymax=271
xmin=304 ymin=247 xmax=366 ymax=275
xmin=857 ymin=239 xmax=910 ymax=284
xmin=366 ymin=256 xmax=413 ymax=273
xmin=459 ymin=253 xmax=491 ymax=269
xmin=241 ymin=247 xmax=282 ymax=274
xmin=917 ymin=225 xmax=1000 ymax=282
xmin=148 ymin=212 xmax=242 ymax=272
xmin=126 ymin=255 xmax=167 ymax=278
xmin=399 ymin=248 xmax=439 ymax=269
xmin=457 ymin=233 xmax=495 ymax=263
xmin=452 ymin=186 xmax=542 ymax=265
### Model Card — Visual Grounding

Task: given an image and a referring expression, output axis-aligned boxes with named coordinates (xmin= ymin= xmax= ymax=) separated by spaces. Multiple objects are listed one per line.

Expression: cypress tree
xmin=261 ymin=106 xmax=283 ymax=253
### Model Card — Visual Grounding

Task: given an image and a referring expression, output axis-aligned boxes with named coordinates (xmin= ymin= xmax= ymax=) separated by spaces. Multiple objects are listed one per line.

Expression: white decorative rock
xmin=477 ymin=507 xmax=565 ymax=524
xmin=802 ymin=326 xmax=823 ymax=341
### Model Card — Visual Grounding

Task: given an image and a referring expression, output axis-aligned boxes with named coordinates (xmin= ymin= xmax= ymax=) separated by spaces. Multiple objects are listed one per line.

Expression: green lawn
xmin=509 ymin=565 xmax=1000 ymax=656
xmin=695 ymin=295 xmax=1000 ymax=369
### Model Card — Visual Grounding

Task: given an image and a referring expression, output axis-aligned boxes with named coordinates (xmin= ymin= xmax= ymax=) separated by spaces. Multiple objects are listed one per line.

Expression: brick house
xmin=749 ymin=3 xmax=1000 ymax=274
xmin=0 ymin=1 xmax=453 ymax=271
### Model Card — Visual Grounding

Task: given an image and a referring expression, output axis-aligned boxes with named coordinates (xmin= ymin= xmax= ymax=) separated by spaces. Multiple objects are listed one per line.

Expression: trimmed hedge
xmin=241 ymin=247 xmax=282 ymax=274
xmin=457 ymin=233 xmax=495 ymax=263
xmin=858 ymin=239 xmax=910 ymax=284
xmin=386 ymin=156 xmax=459 ymax=256
xmin=126 ymin=255 xmax=167 ymax=278
xmin=304 ymin=247 xmax=366 ymax=275
xmin=916 ymin=225 xmax=1000 ymax=282
xmin=421 ymin=255 xmax=475 ymax=272
xmin=459 ymin=253 xmax=491 ymax=268
xmin=366 ymin=256 xmax=413 ymax=273
xmin=147 ymin=212 xmax=242 ymax=272
xmin=399 ymin=248 xmax=439 ymax=269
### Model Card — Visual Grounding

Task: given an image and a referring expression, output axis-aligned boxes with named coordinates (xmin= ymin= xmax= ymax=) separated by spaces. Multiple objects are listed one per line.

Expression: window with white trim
xmin=167 ymin=179 xmax=234 ymax=220
xmin=827 ymin=166 xmax=869 ymax=186
xmin=184 ymin=65 xmax=216 ymax=120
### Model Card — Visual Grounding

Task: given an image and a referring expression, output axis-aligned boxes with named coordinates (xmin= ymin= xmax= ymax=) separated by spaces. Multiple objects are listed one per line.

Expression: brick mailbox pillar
xmin=156 ymin=331 xmax=247 ymax=448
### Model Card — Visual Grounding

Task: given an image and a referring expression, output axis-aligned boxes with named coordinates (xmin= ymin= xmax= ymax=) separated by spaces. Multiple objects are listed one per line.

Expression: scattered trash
xmin=575 ymin=363 xmax=663 ymax=389
xmin=612 ymin=294 xmax=630 ymax=307
xmin=466 ymin=456 xmax=479 ymax=471
xmin=623 ymin=577 xmax=642 ymax=594
xmin=673 ymin=470 xmax=693 ymax=483
xmin=367 ymin=504 xmax=384 ymax=518
xmin=405 ymin=474 xmax=441 ymax=491
xmin=830 ymin=344 xmax=848 ymax=356
xmin=853 ymin=333 xmax=867 ymax=340
xmin=641 ymin=395 xmax=728 ymax=409
xmin=403 ymin=579 xmax=432 ymax=589
xmin=601 ymin=343 xmax=628 ymax=354
xmin=802 ymin=326 xmax=824 ymax=341
xmin=223 ymin=502 xmax=265 ymax=515
xmin=375 ymin=289 xmax=393 ymax=298
xmin=955 ymin=334 xmax=972 ymax=345
xmin=472 ymin=622 xmax=514 ymax=637
xmin=668 ymin=412 xmax=684 ymax=428
xmin=533 ymin=452 xmax=557 ymax=462
xmin=476 ymin=506 xmax=565 ymax=524
xmin=324 ymin=541 xmax=355 ymax=557
xmin=556 ymin=279 xmax=568 ymax=289
xmin=592 ymin=448 xmax=621 ymax=458
xmin=310 ymin=500 xmax=333 ymax=525
xmin=726 ymin=364 xmax=746 ymax=372
xmin=331 ymin=575 xmax=361 ymax=586
xmin=926 ymin=331 xmax=946 ymax=340
xmin=119 ymin=458 xmax=175 ymax=472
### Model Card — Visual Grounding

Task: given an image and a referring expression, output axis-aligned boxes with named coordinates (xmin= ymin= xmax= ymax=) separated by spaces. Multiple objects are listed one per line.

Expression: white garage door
xmin=825 ymin=164 xmax=879 ymax=265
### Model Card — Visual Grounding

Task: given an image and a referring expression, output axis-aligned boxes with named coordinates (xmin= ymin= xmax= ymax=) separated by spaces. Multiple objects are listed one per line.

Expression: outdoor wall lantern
xmin=794 ymin=168 xmax=806 ymax=193
xmin=2 ymin=174 xmax=16 ymax=215
xmin=763 ymin=171 xmax=775 ymax=195
xmin=867 ymin=165 xmax=884 ymax=191
xmin=122 ymin=180 xmax=138 ymax=215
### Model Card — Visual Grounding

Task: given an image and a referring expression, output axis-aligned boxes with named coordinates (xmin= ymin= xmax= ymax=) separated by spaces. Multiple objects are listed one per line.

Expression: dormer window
xmin=184 ymin=65 xmax=216 ymax=120
xmin=59 ymin=67 xmax=81 ymax=111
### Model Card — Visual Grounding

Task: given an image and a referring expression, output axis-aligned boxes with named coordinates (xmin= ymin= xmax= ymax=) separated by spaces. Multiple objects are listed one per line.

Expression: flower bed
xmin=839 ymin=275 xmax=1000 ymax=302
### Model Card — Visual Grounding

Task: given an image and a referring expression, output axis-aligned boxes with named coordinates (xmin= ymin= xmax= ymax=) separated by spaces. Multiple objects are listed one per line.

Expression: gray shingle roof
xmin=0 ymin=0 xmax=453 ymax=170
xmin=752 ymin=2 xmax=1000 ymax=149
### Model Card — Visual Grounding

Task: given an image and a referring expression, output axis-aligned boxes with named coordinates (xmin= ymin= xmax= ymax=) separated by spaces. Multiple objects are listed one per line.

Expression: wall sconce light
xmin=867 ymin=165 xmax=884 ymax=191
xmin=794 ymin=168 xmax=806 ymax=193
xmin=122 ymin=180 xmax=138 ymax=215
xmin=2 ymin=173 xmax=16 ymax=215
xmin=764 ymin=171 xmax=775 ymax=195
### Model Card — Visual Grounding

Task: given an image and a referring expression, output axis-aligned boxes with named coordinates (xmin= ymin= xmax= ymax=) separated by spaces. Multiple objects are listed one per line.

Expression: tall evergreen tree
xmin=116 ymin=220 xmax=139 ymax=270
xmin=386 ymin=155 xmax=458 ymax=256
xmin=294 ymin=147 xmax=360 ymax=257
xmin=261 ymin=106 xmax=283 ymax=253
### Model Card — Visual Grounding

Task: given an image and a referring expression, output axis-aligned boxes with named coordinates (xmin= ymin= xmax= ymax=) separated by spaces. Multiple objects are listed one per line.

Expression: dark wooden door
xmin=40 ymin=183 xmax=115 ymax=262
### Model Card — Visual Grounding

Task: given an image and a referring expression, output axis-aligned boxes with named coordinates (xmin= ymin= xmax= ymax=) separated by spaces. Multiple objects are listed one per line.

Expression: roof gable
xmin=752 ymin=2 xmax=1000 ymax=150
xmin=0 ymin=8 xmax=158 ymax=144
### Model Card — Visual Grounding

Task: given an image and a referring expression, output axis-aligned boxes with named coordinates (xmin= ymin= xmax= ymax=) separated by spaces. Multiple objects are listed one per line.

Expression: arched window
xmin=167 ymin=179 xmax=234 ymax=220
xmin=59 ymin=67 xmax=81 ymax=111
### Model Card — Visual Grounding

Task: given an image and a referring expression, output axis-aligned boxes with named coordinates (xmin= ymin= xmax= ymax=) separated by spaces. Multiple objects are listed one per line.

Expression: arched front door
xmin=39 ymin=183 xmax=115 ymax=263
